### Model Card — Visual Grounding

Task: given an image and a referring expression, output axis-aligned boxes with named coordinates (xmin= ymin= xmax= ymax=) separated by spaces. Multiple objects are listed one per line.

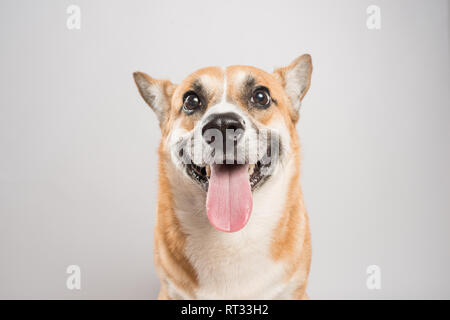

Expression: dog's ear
xmin=133 ymin=71 xmax=176 ymax=127
xmin=273 ymin=54 xmax=312 ymax=122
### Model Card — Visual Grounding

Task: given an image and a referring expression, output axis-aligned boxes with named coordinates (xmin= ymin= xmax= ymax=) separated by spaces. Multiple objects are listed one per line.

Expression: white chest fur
xmin=166 ymin=159 xmax=298 ymax=299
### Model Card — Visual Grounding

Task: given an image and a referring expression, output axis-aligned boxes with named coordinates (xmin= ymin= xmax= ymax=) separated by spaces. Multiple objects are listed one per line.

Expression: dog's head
xmin=133 ymin=54 xmax=312 ymax=233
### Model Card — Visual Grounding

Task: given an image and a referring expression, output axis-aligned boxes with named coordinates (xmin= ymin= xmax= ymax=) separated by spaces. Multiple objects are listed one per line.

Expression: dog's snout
xmin=202 ymin=112 xmax=245 ymax=144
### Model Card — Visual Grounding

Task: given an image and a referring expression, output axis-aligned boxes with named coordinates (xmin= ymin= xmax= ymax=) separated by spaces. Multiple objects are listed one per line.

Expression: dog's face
xmin=133 ymin=54 xmax=312 ymax=233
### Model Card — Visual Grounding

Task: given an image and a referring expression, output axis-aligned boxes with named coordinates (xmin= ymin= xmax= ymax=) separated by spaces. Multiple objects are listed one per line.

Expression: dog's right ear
xmin=133 ymin=72 xmax=176 ymax=127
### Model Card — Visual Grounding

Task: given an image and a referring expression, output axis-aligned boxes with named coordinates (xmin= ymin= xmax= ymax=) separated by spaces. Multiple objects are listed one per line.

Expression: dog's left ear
xmin=133 ymin=71 xmax=176 ymax=128
xmin=273 ymin=54 xmax=312 ymax=122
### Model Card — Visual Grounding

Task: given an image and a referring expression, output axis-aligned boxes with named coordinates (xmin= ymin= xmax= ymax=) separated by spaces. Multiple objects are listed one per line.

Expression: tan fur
xmin=134 ymin=55 xmax=313 ymax=299
xmin=268 ymin=115 xmax=312 ymax=297
xmin=154 ymin=149 xmax=199 ymax=298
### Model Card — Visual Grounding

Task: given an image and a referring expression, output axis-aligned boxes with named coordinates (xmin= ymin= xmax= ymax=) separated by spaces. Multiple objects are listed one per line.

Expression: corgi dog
xmin=133 ymin=54 xmax=312 ymax=300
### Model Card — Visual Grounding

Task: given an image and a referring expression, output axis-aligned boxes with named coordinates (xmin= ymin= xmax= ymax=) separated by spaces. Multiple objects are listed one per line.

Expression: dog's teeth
xmin=248 ymin=164 xmax=255 ymax=176
xmin=206 ymin=165 xmax=211 ymax=177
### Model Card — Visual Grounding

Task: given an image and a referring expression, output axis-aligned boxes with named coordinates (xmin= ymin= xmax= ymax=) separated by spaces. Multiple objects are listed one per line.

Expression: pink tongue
xmin=206 ymin=164 xmax=253 ymax=232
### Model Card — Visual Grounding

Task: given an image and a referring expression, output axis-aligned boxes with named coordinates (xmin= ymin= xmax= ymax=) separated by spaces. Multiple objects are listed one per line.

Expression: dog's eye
xmin=183 ymin=92 xmax=202 ymax=114
xmin=251 ymin=87 xmax=271 ymax=108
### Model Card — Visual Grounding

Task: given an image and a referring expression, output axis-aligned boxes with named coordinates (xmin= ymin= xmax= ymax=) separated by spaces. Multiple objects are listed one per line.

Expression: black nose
xmin=202 ymin=112 xmax=245 ymax=145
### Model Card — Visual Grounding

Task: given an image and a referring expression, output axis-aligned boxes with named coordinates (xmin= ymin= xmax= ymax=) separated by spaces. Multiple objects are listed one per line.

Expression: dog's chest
xmin=187 ymin=232 xmax=290 ymax=299
xmin=163 ymin=159 xmax=297 ymax=299
xmin=170 ymin=176 xmax=294 ymax=299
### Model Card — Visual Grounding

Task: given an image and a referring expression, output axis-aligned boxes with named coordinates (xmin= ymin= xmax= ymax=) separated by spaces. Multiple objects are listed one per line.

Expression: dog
xmin=133 ymin=54 xmax=312 ymax=299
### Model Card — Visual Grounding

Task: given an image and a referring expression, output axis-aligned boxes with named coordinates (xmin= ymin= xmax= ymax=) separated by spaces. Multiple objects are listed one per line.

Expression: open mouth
xmin=179 ymin=128 xmax=280 ymax=233
xmin=184 ymin=158 xmax=275 ymax=233
xmin=186 ymin=160 xmax=271 ymax=192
